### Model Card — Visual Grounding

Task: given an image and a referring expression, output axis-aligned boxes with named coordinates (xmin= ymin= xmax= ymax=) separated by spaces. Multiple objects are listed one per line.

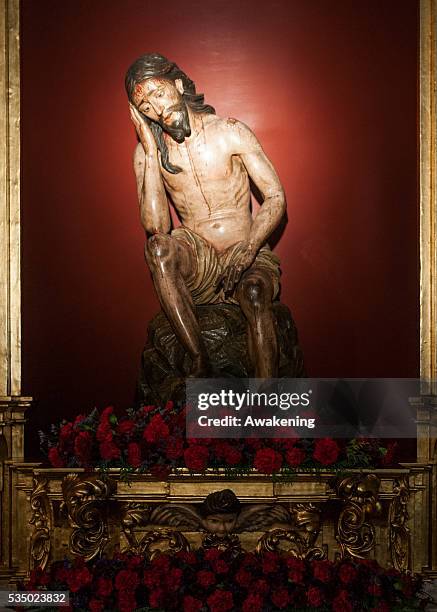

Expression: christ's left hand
xmin=216 ymin=241 xmax=258 ymax=294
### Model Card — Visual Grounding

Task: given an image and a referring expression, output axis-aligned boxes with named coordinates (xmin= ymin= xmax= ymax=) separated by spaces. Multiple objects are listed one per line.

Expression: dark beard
xmin=159 ymin=102 xmax=191 ymax=143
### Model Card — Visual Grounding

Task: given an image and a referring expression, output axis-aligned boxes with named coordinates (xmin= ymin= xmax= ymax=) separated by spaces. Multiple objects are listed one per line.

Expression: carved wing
xmin=235 ymin=504 xmax=292 ymax=532
xmin=149 ymin=504 xmax=203 ymax=529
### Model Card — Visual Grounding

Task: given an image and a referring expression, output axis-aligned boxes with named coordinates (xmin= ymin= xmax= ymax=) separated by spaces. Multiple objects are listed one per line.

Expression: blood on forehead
xmin=133 ymin=77 xmax=173 ymax=104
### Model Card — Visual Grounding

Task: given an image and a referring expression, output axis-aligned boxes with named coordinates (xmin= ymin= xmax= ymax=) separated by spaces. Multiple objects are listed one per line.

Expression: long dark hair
xmin=125 ymin=53 xmax=215 ymax=173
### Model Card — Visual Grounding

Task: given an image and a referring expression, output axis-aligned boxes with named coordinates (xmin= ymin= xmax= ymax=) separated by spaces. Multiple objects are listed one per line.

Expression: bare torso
xmin=160 ymin=114 xmax=253 ymax=251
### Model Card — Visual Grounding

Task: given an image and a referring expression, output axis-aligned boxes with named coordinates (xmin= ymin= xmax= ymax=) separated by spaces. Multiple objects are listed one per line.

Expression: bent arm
xmin=230 ymin=121 xmax=286 ymax=252
xmin=134 ymin=142 xmax=171 ymax=235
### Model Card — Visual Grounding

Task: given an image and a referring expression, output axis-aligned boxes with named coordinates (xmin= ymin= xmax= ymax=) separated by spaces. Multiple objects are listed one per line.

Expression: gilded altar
xmin=0 ymin=0 xmax=436 ymax=589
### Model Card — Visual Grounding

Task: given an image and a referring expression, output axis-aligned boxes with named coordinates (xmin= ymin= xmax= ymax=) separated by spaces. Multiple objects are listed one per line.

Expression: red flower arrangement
xmin=39 ymin=403 xmax=395 ymax=476
xmin=22 ymin=550 xmax=426 ymax=611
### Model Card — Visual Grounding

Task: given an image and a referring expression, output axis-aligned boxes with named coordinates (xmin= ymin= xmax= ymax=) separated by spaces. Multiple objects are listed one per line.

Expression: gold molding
xmin=0 ymin=0 xmax=20 ymax=398
xmin=420 ymin=0 xmax=437 ymax=385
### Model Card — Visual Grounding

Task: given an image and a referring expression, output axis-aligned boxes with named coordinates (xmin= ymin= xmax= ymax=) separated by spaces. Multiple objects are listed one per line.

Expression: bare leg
xmin=145 ymin=233 xmax=210 ymax=376
xmin=236 ymin=268 xmax=278 ymax=378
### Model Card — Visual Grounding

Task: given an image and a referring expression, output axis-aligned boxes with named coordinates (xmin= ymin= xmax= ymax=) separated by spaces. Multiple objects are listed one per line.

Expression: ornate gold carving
xmin=121 ymin=503 xmax=151 ymax=553
xmin=336 ymin=474 xmax=381 ymax=559
xmin=146 ymin=490 xmax=292 ymax=535
xmin=202 ymin=533 xmax=242 ymax=557
xmin=29 ymin=477 xmax=53 ymax=570
xmin=255 ymin=528 xmax=325 ymax=560
xmin=62 ymin=474 xmax=114 ymax=561
xmin=290 ymin=502 xmax=322 ymax=548
xmin=138 ymin=529 xmax=190 ymax=558
xmin=389 ymin=476 xmax=411 ymax=572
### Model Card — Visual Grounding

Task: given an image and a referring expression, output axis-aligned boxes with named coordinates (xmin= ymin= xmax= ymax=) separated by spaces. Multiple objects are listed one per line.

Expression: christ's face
xmin=132 ymin=77 xmax=191 ymax=143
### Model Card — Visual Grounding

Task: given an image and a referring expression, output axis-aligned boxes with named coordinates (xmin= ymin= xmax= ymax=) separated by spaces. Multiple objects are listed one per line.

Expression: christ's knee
xmin=238 ymin=275 xmax=272 ymax=315
xmin=145 ymin=233 xmax=177 ymax=272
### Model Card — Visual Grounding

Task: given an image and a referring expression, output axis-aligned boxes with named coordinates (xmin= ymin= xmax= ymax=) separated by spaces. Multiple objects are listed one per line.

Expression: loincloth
xmin=171 ymin=226 xmax=281 ymax=305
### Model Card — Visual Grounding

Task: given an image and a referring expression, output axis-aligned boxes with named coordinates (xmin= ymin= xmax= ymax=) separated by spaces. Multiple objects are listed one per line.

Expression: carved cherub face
xmin=132 ymin=77 xmax=191 ymax=143
xmin=201 ymin=512 xmax=238 ymax=537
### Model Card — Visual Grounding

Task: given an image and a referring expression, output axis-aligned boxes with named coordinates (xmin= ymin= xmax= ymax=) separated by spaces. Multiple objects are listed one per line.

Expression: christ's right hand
xmin=129 ymin=104 xmax=157 ymax=155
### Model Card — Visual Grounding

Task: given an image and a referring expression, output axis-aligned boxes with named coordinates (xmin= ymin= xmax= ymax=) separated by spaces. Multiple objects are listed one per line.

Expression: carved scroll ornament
xmin=336 ymin=474 xmax=381 ymax=559
xmin=29 ymin=477 xmax=53 ymax=570
xmin=62 ymin=474 xmax=114 ymax=561
xmin=389 ymin=476 xmax=411 ymax=571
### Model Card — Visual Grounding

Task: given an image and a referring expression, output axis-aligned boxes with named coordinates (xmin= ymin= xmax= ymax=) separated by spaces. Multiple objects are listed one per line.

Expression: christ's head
xmin=131 ymin=76 xmax=191 ymax=144
xmin=125 ymin=53 xmax=215 ymax=172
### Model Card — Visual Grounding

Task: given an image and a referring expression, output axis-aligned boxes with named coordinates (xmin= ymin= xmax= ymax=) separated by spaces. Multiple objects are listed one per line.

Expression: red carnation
xmin=28 ymin=567 xmax=50 ymax=587
xmin=253 ymin=447 xmax=282 ymax=474
xmin=176 ymin=550 xmax=197 ymax=565
xmin=223 ymin=445 xmax=242 ymax=466
xmin=165 ymin=436 xmax=184 ymax=460
xmin=48 ymin=446 xmax=65 ymax=468
xmin=143 ymin=414 xmax=169 ymax=443
xmin=117 ymin=420 xmax=135 ymax=435
xmin=118 ymin=590 xmax=137 ymax=612
xmin=253 ymin=578 xmax=270 ymax=594
xmin=148 ymin=588 xmax=165 ymax=609
xmin=206 ymin=589 xmax=234 ymax=612
xmin=55 ymin=567 xmax=70 ymax=583
xmin=312 ymin=559 xmax=332 ymax=583
xmin=307 ymin=586 xmax=324 ymax=607
xmin=338 ymin=563 xmax=358 ymax=584
xmin=287 ymin=557 xmax=305 ymax=583
xmin=166 ymin=567 xmax=183 ymax=591
xmin=96 ymin=421 xmax=113 ymax=443
xmin=143 ymin=405 xmax=156 ymax=414
xmin=262 ymin=552 xmax=279 ymax=574
xmin=183 ymin=595 xmax=203 ymax=612
xmin=242 ymin=593 xmax=264 ymax=612
xmin=100 ymin=406 xmax=114 ymax=422
xmin=204 ymin=548 xmax=221 ymax=562
xmin=313 ymin=438 xmax=340 ymax=465
xmin=197 ymin=569 xmax=216 ymax=588
xmin=74 ymin=414 xmax=86 ymax=426
xmin=96 ymin=577 xmax=113 ymax=598
xmin=332 ymin=590 xmax=353 ymax=612
xmin=143 ymin=569 xmax=160 ymax=589
xmin=271 ymin=587 xmax=290 ymax=609
xmin=151 ymin=554 xmax=171 ymax=572
xmin=286 ymin=445 xmax=306 ymax=467
xmin=67 ymin=567 xmax=92 ymax=592
xmin=127 ymin=554 xmax=143 ymax=569
xmin=245 ymin=438 xmax=262 ymax=450
xmin=89 ymin=600 xmax=104 ymax=612
xmin=74 ymin=431 xmax=93 ymax=465
xmin=212 ymin=559 xmax=229 ymax=574
xmin=115 ymin=569 xmax=139 ymax=592
xmin=184 ymin=445 xmax=209 ymax=471
xmin=59 ymin=422 xmax=73 ymax=441
xmin=235 ymin=568 xmax=253 ymax=587
xmin=127 ymin=442 xmax=142 ymax=468
xmin=213 ymin=441 xmax=242 ymax=466
xmin=99 ymin=439 xmax=121 ymax=460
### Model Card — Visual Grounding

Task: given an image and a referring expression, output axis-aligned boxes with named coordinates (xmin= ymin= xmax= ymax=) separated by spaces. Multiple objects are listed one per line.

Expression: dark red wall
xmin=21 ymin=0 xmax=419 ymax=457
